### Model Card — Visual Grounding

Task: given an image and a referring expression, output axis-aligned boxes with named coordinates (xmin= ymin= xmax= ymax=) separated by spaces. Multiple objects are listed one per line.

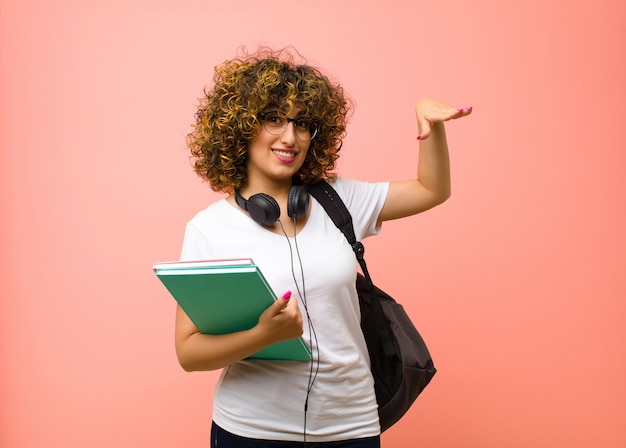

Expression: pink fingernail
xmin=282 ymin=291 xmax=292 ymax=300
xmin=463 ymin=106 xmax=473 ymax=111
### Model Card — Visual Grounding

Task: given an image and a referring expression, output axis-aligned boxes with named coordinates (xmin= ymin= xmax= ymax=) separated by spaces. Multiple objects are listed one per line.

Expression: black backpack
xmin=308 ymin=180 xmax=437 ymax=432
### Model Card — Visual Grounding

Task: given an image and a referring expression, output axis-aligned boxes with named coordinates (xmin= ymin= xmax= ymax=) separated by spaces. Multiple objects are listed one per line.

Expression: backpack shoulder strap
xmin=308 ymin=180 xmax=398 ymax=358
xmin=307 ymin=180 xmax=357 ymax=245
xmin=307 ymin=180 xmax=367 ymax=275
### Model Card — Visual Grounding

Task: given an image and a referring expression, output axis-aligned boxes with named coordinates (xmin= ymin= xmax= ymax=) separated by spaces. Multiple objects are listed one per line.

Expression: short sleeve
xmin=328 ymin=178 xmax=389 ymax=241
xmin=179 ymin=222 xmax=213 ymax=261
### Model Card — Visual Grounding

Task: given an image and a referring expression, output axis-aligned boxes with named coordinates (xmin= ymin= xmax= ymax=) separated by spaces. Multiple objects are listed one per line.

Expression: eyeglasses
xmin=258 ymin=111 xmax=318 ymax=141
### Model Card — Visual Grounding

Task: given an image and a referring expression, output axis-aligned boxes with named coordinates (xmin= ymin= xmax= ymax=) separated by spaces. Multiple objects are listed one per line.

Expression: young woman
xmin=175 ymin=47 xmax=472 ymax=447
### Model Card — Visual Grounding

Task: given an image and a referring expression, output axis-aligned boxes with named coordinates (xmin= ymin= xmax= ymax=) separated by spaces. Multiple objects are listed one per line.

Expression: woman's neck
xmin=239 ymin=178 xmax=293 ymax=200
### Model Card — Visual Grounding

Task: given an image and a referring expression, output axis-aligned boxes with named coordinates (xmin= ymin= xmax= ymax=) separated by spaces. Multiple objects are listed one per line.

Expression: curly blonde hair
xmin=186 ymin=47 xmax=352 ymax=192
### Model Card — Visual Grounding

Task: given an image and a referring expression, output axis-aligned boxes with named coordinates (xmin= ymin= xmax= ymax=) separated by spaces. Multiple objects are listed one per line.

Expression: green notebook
xmin=153 ymin=258 xmax=311 ymax=361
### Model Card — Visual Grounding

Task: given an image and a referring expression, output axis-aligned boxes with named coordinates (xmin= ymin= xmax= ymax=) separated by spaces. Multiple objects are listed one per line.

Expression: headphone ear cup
xmin=246 ymin=193 xmax=281 ymax=226
xmin=287 ymin=185 xmax=310 ymax=220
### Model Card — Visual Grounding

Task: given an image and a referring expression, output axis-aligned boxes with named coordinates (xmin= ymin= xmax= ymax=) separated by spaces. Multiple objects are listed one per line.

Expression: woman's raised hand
xmin=416 ymin=98 xmax=472 ymax=140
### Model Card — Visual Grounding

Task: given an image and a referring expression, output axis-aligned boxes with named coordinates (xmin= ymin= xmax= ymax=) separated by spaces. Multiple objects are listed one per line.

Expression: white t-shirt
xmin=180 ymin=177 xmax=389 ymax=442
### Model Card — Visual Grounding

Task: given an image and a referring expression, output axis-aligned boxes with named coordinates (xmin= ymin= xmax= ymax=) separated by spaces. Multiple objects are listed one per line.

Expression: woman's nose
xmin=280 ymin=121 xmax=297 ymax=144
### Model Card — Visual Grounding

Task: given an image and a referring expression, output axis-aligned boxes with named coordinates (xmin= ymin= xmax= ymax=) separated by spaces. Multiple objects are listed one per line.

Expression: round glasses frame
xmin=258 ymin=111 xmax=318 ymax=141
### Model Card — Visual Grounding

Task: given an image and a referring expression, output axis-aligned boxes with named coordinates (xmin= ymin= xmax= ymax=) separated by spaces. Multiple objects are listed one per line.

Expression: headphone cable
xmin=277 ymin=218 xmax=320 ymax=444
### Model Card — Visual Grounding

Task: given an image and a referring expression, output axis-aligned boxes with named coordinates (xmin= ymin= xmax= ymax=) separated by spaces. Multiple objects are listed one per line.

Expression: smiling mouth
xmin=272 ymin=149 xmax=296 ymax=160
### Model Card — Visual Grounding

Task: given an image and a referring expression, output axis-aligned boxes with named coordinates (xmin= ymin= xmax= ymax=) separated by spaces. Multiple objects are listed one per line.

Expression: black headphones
xmin=234 ymin=185 xmax=309 ymax=226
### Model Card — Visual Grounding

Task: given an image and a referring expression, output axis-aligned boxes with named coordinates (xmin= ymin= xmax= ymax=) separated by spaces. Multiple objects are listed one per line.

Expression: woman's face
xmin=246 ymin=108 xmax=312 ymax=186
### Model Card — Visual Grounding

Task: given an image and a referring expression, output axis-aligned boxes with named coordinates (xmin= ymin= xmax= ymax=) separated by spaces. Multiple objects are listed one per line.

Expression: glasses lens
xmin=260 ymin=112 xmax=283 ymax=135
xmin=260 ymin=112 xmax=316 ymax=141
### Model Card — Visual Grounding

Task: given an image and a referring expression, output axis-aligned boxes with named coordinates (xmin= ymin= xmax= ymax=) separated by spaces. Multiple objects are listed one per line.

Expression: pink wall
xmin=1 ymin=1 xmax=625 ymax=447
